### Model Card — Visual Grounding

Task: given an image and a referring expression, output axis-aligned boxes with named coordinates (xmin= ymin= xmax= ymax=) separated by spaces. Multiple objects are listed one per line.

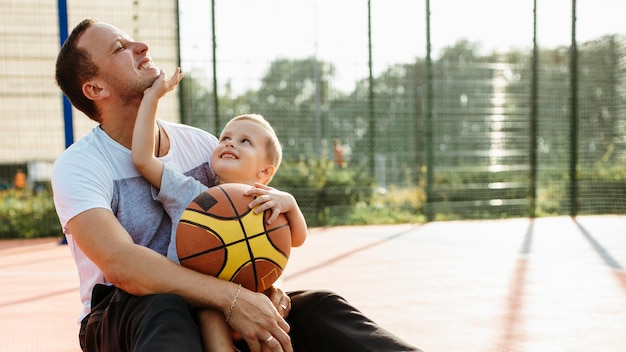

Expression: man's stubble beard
xmin=107 ymin=72 xmax=159 ymax=106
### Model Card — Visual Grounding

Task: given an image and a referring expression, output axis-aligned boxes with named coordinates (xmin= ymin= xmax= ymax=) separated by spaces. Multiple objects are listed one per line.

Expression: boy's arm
xmin=246 ymin=183 xmax=307 ymax=247
xmin=283 ymin=201 xmax=307 ymax=248
xmin=197 ymin=309 xmax=234 ymax=352
xmin=131 ymin=68 xmax=183 ymax=189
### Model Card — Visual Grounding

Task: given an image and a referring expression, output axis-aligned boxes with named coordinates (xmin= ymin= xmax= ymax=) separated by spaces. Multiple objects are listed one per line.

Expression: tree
xmin=246 ymin=57 xmax=336 ymax=160
xmin=180 ymin=69 xmax=213 ymax=132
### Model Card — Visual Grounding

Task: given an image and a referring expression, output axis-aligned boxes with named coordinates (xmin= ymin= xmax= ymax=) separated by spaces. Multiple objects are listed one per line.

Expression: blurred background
xmin=1 ymin=0 xmax=626 ymax=238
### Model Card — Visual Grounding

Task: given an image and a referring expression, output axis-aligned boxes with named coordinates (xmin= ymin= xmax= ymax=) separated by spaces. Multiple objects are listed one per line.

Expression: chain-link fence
xmin=179 ymin=0 xmax=626 ymax=224
xmin=2 ymin=0 xmax=625 ymax=228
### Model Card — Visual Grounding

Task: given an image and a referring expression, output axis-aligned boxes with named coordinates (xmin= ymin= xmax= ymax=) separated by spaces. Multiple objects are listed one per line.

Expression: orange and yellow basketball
xmin=176 ymin=183 xmax=291 ymax=292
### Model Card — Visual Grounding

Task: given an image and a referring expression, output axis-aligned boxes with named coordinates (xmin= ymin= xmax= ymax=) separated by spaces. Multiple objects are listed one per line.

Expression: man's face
xmin=78 ymin=23 xmax=161 ymax=103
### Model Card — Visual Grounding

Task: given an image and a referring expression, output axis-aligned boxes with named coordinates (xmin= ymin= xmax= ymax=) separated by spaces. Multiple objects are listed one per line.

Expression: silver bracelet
xmin=225 ymin=284 xmax=242 ymax=322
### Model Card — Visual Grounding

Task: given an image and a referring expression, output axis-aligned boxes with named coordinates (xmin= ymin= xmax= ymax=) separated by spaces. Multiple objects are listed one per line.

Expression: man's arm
xmin=68 ymin=208 xmax=229 ymax=301
xmin=68 ymin=208 xmax=293 ymax=352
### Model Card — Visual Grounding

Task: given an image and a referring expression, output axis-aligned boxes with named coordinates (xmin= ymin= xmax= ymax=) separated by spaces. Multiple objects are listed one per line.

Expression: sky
xmin=178 ymin=0 xmax=626 ymax=93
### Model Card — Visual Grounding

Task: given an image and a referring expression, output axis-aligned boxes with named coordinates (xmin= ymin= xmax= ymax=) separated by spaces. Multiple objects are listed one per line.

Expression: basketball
xmin=176 ymin=183 xmax=292 ymax=292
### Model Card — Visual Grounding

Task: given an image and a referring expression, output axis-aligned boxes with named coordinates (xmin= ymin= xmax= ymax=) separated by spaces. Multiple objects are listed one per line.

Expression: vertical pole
xmin=175 ymin=0 xmax=186 ymax=125
xmin=367 ymin=0 xmax=375 ymax=178
xmin=569 ymin=0 xmax=578 ymax=217
xmin=57 ymin=0 xmax=73 ymax=148
xmin=211 ymin=0 xmax=220 ymax=133
xmin=314 ymin=58 xmax=322 ymax=156
xmin=57 ymin=0 xmax=71 ymax=244
xmin=425 ymin=0 xmax=434 ymax=222
xmin=529 ymin=0 xmax=538 ymax=217
xmin=313 ymin=1 xmax=322 ymax=156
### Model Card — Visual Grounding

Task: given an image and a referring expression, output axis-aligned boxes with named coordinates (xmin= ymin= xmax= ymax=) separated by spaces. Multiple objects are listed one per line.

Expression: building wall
xmin=0 ymin=0 xmax=180 ymax=175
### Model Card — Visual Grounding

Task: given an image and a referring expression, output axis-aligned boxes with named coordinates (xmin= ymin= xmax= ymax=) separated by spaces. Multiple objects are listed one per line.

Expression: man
xmin=53 ymin=18 xmax=422 ymax=352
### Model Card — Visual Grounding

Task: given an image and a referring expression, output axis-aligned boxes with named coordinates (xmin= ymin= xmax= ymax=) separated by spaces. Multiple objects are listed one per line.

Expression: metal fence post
xmin=425 ymin=0 xmax=434 ymax=222
xmin=569 ymin=0 xmax=579 ymax=217
xmin=529 ymin=0 xmax=538 ymax=218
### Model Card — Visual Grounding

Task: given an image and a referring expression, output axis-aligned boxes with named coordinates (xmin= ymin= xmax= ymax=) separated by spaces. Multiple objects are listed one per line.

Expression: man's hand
xmin=227 ymin=286 xmax=293 ymax=352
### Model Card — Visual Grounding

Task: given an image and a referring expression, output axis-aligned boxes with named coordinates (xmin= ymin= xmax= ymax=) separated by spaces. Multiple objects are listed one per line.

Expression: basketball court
xmin=1 ymin=215 xmax=625 ymax=351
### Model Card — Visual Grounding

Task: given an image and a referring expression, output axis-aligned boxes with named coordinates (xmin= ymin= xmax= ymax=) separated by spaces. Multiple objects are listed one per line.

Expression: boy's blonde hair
xmin=225 ymin=114 xmax=283 ymax=171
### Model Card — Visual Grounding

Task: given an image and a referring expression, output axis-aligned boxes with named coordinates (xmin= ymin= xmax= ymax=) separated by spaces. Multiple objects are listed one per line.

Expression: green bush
xmin=272 ymin=158 xmax=426 ymax=226
xmin=0 ymin=188 xmax=62 ymax=239
xmin=272 ymin=157 xmax=376 ymax=226
xmin=326 ymin=185 xmax=426 ymax=225
xmin=3 ymin=163 xmax=621 ymax=239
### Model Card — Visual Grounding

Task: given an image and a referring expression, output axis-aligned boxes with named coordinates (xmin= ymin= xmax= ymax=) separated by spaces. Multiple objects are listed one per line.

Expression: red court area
xmin=2 ymin=215 xmax=625 ymax=351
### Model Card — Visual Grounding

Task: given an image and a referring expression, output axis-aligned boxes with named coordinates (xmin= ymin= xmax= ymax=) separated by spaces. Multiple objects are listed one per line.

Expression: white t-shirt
xmin=52 ymin=120 xmax=218 ymax=321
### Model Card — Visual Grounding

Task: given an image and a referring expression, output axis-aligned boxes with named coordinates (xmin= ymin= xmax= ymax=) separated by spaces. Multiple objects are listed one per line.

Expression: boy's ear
xmin=258 ymin=164 xmax=277 ymax=184
xmin=82 ymin=80 xmax=110 ymax=101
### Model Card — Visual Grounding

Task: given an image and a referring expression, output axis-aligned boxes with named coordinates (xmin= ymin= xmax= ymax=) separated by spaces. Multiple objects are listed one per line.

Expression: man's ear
xmin=258 ymin=164 xmax=276 ymax=183
xmin=82 ymin=80 xmax=110 ymax=101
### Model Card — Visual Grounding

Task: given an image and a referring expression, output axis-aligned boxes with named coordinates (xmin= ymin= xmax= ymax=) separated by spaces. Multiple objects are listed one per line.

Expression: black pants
xmin=80 ymin=285 xmax=422 ymax=352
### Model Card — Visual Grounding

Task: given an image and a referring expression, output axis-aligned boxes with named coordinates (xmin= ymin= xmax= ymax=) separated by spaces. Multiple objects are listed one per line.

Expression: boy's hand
xmin=265 ymin=285 xmax=291 ymax=318
xmin=144 ymin=67 xmax=183 ymax=98
xmin=245 ymin=183 xmax=297 ymax=225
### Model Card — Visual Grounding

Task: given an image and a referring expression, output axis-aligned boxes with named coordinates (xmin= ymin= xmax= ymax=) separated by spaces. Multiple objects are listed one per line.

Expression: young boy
xmin=131 ymin=68 xmax=306 ymax=351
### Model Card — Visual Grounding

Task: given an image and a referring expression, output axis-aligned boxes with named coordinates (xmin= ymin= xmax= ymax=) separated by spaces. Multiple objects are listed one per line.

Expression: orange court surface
xmin=1 ymin=215 xmax=625 ymax=351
